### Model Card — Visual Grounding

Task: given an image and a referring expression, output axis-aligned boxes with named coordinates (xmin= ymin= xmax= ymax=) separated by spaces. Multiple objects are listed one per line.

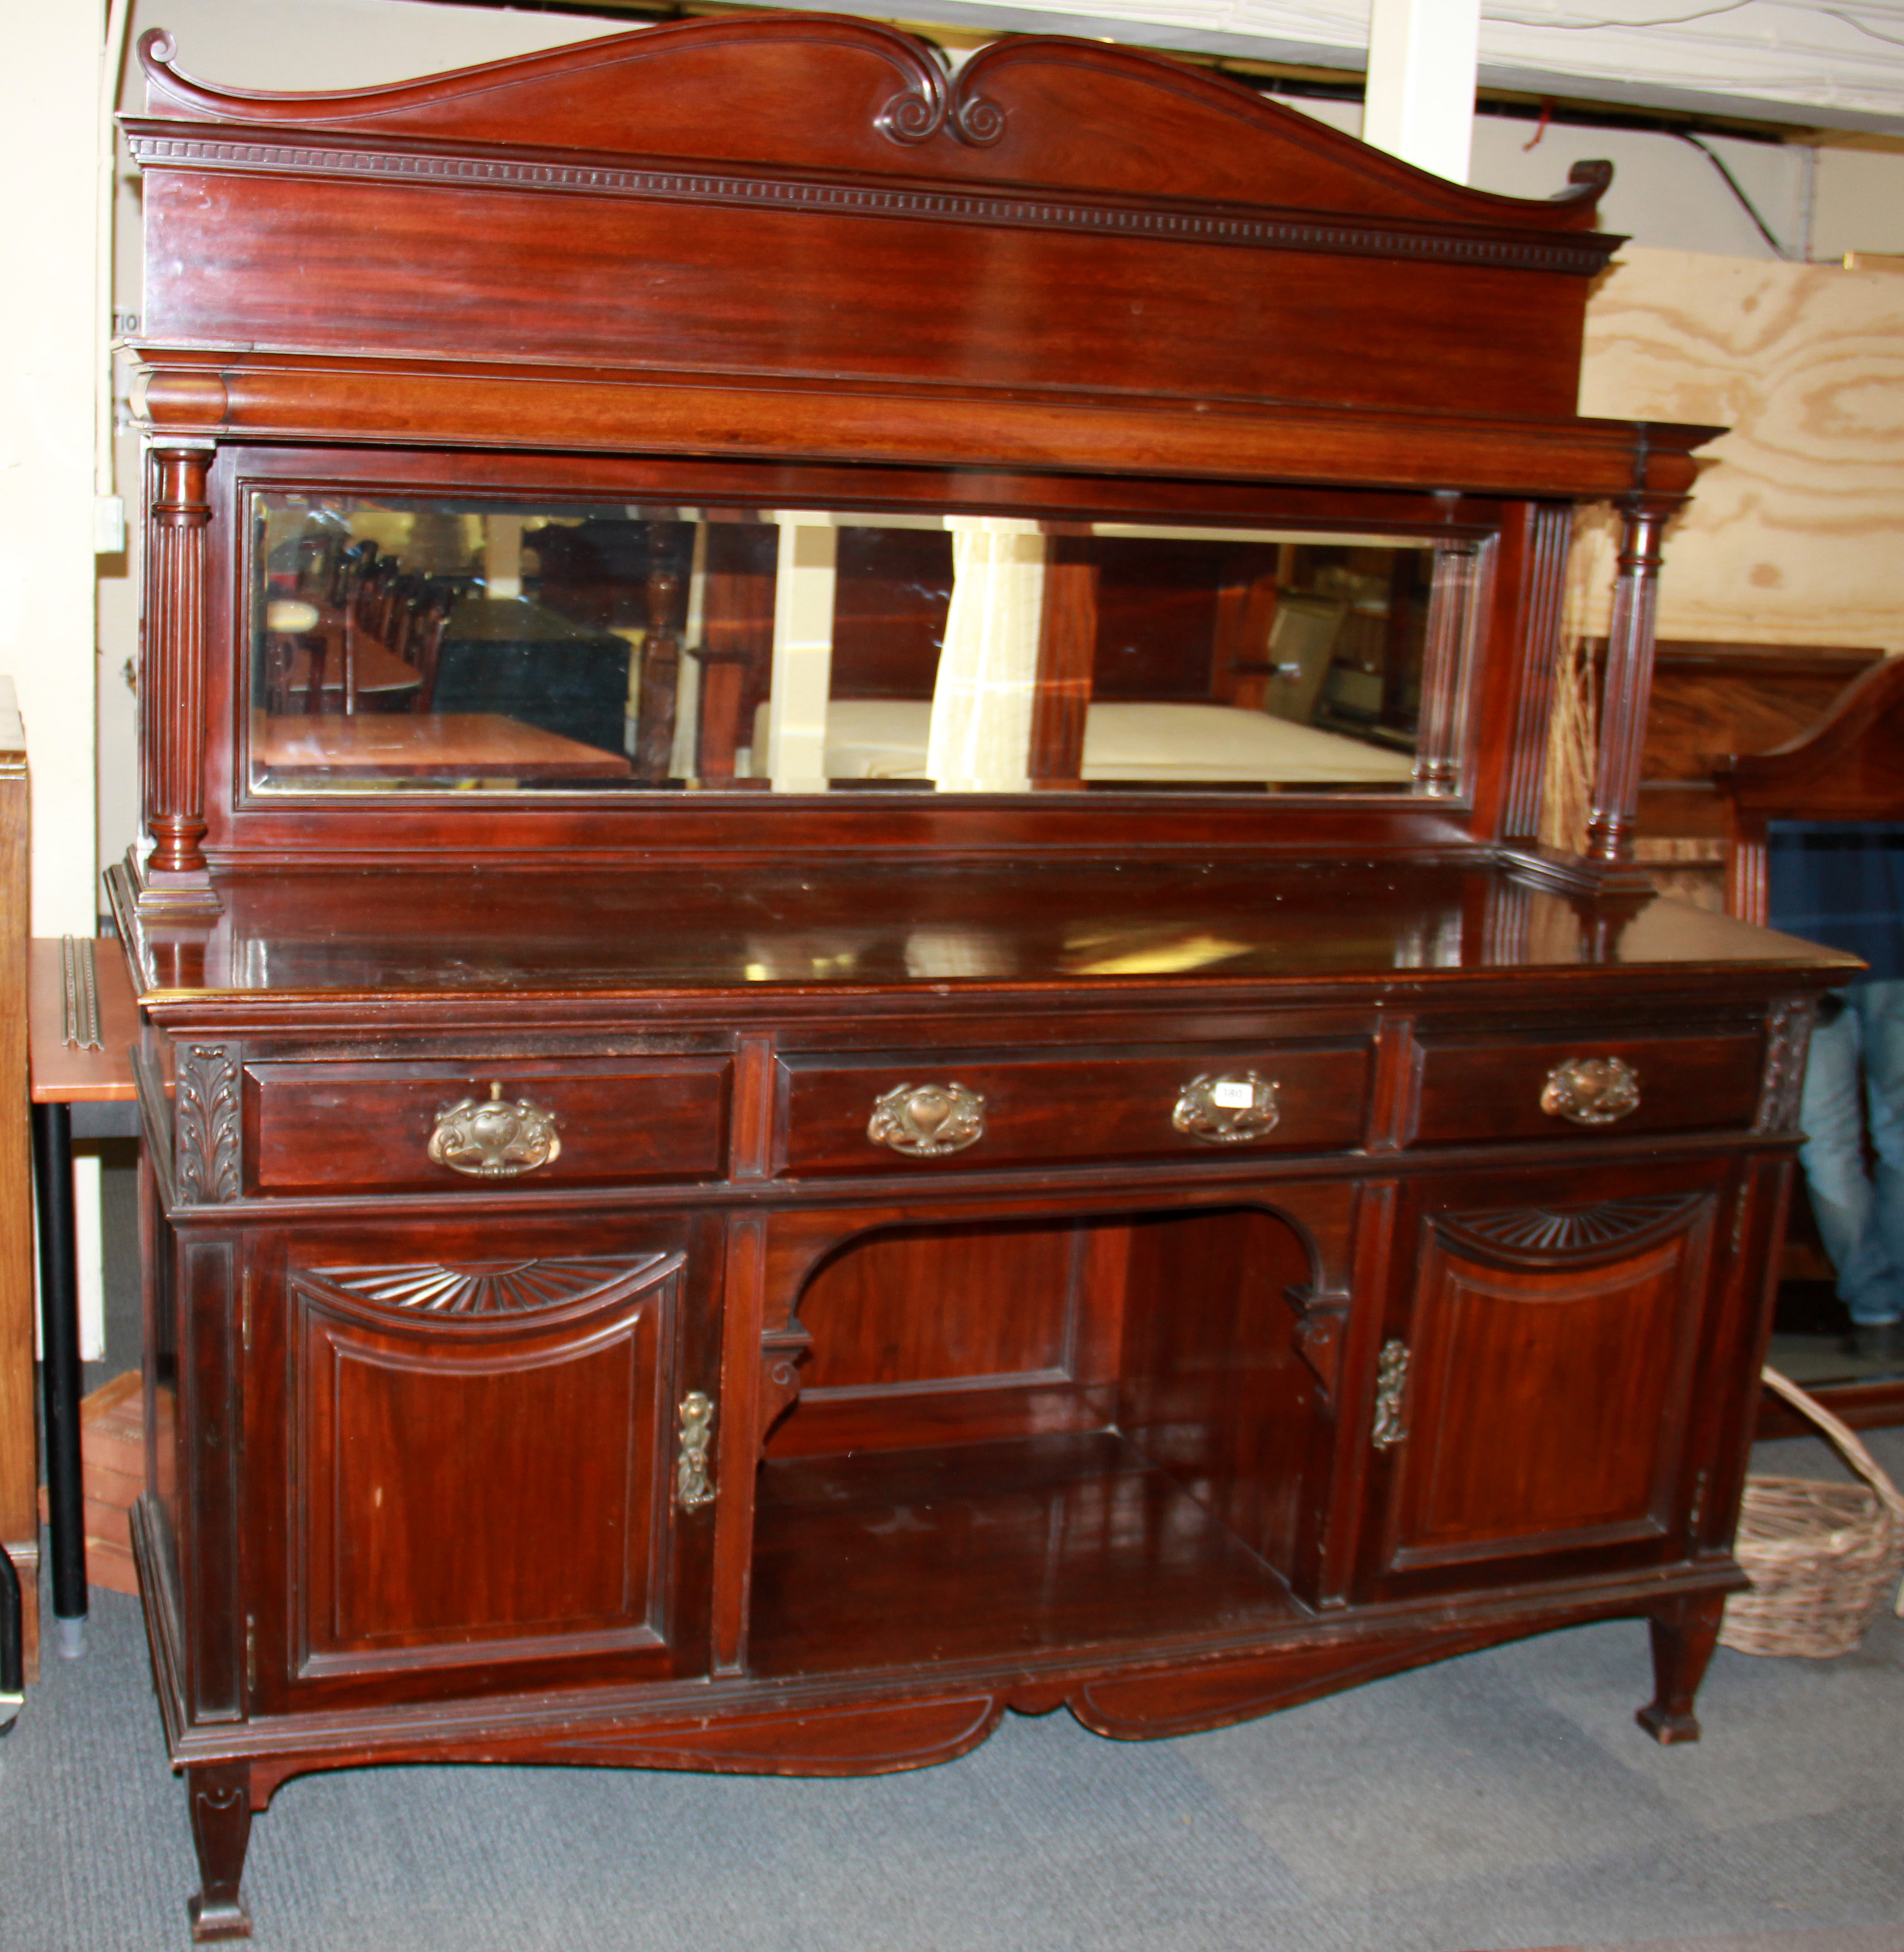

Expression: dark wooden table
xmin=257 ymin=711 xmax=632 ymax=781
xmin=28 ymin=938 xmax=141 ymax=1657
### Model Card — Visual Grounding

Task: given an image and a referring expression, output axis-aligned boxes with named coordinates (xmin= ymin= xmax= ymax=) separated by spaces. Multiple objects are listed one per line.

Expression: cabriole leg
xmin=1636 ymin=1593 xmax=1725 ymax=1745
xmin=186 ymin=1763 xmax=255 ymax=1941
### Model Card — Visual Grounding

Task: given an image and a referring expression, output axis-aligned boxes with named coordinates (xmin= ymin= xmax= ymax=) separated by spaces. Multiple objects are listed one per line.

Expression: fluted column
xmin=1412 ymin=539 xmax=1481 ymax=798
xmin=1584 ymin=498 xmax=1669 ymax=868
xmin=142 ymin=442 xmax=215 ymax=891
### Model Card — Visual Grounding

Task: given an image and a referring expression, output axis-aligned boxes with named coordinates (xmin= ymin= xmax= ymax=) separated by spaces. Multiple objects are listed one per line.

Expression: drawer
xmin=1410 ymin=1028 xmax=1763 ymax=1147
xmin=247 ymin=1058 xmax=730 ymax=1193
xmin=775 ymin=1044 xmax=1371 ymax=1176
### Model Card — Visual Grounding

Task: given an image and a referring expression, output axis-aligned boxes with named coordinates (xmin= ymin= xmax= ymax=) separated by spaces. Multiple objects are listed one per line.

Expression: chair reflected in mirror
xmin=1253 ymin=595 xmax=1350 ymax=727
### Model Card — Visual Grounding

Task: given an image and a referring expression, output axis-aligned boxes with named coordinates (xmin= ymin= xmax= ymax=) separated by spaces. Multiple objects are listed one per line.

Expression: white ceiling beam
xmin=744 ymin=0 xmax=1904 ymax=135
xmin=1364 ymin=0 xmax=1481 ymax=180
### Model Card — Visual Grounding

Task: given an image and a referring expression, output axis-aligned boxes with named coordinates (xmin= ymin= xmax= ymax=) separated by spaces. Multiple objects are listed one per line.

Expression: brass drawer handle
xmin=1540 ymin=1056 xmax=1640 ymax=1127
xmin=867 ymin=1082 xmax=986 ymax=1157
xmin=427 ymin=1081 xmax=563 ymax=1178
xmin=1173 ymin=1071 xmax=1281 ymax=1144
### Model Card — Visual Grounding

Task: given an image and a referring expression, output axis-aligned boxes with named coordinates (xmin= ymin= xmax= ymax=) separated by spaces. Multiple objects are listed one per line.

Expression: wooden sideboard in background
xmin=1620 ymin=640 xmax=1886 ymax=909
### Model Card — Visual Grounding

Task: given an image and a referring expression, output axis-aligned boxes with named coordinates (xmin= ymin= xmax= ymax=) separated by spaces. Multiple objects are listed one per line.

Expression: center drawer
xmin=246 ymin=1058 xmax=730 ymax=1194
xmin=774 ymin=1043 xmax=1371 ymax=1176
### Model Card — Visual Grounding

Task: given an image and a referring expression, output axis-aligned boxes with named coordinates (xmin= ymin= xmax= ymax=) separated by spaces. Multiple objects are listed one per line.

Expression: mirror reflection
xmin=249 ymin=494 xmax=1456 ymax=795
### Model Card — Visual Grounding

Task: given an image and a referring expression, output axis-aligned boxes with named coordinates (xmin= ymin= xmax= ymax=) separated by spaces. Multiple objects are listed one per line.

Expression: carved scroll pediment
xmin=137 ymin=19 xmax=996 ymax=170
xmin=134 ymin=18 xmax=1612 ymax=246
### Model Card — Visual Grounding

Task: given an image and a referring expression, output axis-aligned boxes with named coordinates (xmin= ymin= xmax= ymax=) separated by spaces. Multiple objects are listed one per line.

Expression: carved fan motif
xmin=305 ymin=1255 xmax=670 ymax=1316
xmin=1439 ymin=1194 xmax=1701 ymax=1256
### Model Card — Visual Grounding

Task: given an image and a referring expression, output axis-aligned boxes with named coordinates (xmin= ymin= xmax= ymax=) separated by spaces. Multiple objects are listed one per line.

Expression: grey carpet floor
xmin=3 ymin=1426 xmax=1900 ymax=1952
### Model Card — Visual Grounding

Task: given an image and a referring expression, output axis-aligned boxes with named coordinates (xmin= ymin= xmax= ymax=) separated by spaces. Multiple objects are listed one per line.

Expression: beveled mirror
xmin=247 ymin=488 xmax=1486 ymax=800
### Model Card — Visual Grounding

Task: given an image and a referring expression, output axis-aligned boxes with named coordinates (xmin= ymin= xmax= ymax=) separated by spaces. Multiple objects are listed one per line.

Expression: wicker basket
xmin=1719 ymin=1365 xmax=1904 ymax=1659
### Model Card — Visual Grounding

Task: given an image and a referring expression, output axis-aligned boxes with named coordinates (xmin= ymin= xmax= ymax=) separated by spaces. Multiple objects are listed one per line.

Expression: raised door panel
xmin=251 ymin=1224 xmax=716 ymax=1711
xmin=1358 ymin=1173 xmax=1724 ymax=1601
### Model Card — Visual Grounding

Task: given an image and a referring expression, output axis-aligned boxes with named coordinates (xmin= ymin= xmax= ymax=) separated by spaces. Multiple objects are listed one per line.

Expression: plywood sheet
xmin=1579 ymin=246 xmax=1904 ymax=653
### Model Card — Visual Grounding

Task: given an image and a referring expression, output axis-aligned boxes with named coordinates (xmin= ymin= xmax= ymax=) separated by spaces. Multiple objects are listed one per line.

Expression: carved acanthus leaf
xmin=176 ymin=1043 xmax=241 ymax=1202
xmin=1756 ymin=1000 xmax=1811 ymax=1134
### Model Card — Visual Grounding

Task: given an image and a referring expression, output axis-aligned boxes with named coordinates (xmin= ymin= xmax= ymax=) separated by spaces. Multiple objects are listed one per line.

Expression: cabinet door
xmin=1355 ymin=1166 xmax=1730 ymax=1602
xmin=247 ymin=1216 xmax=718 ymax=1711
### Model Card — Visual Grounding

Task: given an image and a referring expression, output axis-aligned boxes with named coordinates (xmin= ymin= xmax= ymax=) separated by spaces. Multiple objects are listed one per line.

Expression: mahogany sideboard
xmin=112 ymin=18 xmax=1851 ymax=1937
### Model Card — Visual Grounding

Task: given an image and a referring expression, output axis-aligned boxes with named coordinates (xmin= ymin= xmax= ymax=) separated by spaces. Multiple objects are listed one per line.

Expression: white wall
xmin=1288 ymin=92 xmax=1820 ymax=261
xmin=1 ymin=7 xmax=104 ymax=938
xmin=1813 ymin=141 xmax=1904 ymax=259
xmin=124 ymin=0 xmax=625 ymax=91
xmin=1469 ymin=119 xmax=1811 ymax=262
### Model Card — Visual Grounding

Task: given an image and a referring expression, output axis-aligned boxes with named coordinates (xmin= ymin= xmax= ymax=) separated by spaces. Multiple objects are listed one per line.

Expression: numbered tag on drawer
xmin=1172 ymin=1071 xmax=1281 ymax=1144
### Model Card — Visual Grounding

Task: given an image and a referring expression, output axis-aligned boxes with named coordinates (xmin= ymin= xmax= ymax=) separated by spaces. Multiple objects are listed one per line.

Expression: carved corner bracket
xmin=1284 ymin=1283 xmax=1350 ymax=1406
xmin=759 ymin=1309 xmax=813 ymax=1445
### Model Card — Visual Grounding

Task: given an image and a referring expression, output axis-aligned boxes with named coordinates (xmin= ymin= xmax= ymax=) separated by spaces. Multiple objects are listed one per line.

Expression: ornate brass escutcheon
xmin=866 ymin=1081 xmax=987 ymax=1157
xmin=427 ymin=1080 xmax=562 ymax=1178
xmin=1371 ymin=1338 xmax=1410 ymax=1450
xmin=676 ymin=1392 xmax=716 ymax=1510
xmin=1172 ymin=1071 xmax=1281 ymax=1143
xmin=1539 ymin=1055 xmax=1641 ymax=1127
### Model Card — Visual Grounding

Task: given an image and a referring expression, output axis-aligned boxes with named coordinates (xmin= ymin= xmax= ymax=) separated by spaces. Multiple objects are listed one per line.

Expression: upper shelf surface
xmin=115 ymin=859 xmax=1852 ymax=1004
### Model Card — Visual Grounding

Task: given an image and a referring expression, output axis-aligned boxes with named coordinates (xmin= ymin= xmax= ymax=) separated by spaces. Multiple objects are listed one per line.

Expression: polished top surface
xmin=28 ymin=939 xmax=140 ymax=1101
xmin=118 ymin=857 xmax=1858 ymax=1004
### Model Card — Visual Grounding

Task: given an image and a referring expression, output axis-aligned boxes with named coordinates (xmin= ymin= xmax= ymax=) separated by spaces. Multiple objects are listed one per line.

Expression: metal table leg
xmin=0 ymin=1540 xmax=21 ymax=1728
xmin=31 ymin=1101 xmax=85 ymax=1657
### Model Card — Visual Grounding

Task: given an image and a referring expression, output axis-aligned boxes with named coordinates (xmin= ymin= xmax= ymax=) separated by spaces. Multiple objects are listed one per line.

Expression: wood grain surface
xmin=1580 ymin=247 xmax=1904 ymax=652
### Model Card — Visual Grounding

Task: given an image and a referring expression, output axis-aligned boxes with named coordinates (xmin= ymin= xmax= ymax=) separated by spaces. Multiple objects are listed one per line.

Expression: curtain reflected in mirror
xmin=247 ymin=492 xmax=1467 ymax=798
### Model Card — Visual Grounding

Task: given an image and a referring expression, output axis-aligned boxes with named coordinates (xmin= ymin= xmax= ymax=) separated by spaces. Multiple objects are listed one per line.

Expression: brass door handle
xmin=1173 ymin=1072 xmax=1280 ymax=1143
xmin=427 ymin=1081 xmax=562 ymax=1177
xmin=676 ymin=1392 xmax=716 ymax=1510
xmin=1371 ymin=1338 xmax=1409 ymax=1450
xmin=867 ymin=1082 xmax=986 ymax=1157
xmin=1540 ymin=1056 xmax=1640 ymax=1127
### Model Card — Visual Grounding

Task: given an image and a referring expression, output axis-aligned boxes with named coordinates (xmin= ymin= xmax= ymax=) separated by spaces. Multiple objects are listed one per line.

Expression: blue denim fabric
xmin=1798 ymin=979 xmax=1904 ymax=1326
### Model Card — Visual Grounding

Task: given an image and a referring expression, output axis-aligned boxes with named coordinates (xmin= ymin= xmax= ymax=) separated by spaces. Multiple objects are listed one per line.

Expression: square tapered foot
xmin=1635 ymin=1702 xmax=1701 ymax=1744
xmin=188 ymin=1893 xmax=253 ymax=1941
